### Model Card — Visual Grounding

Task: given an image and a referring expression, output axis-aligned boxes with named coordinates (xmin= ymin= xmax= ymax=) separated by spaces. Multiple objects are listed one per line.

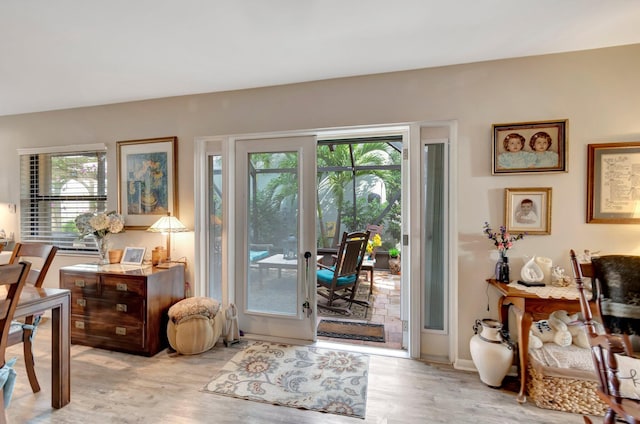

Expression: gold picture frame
xmin=587 ymin=141 xmax=640 ymax=224
xmin=505 ymin=187 xmax=552 ymax=235
xmin=492 ymin=119 xmax=568 ymax=175
xmin=117 ymin=136 xmax=178 ymax=229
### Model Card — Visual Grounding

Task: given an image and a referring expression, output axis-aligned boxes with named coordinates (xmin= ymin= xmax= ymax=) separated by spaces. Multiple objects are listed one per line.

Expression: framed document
xmin=587 ymin=141 xmax=640 ymax=224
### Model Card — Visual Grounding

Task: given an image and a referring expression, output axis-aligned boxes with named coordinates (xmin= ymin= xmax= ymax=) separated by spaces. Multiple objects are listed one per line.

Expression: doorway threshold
xmin=315 ymin=340 xmax=409 ymax=358
xmin=239 ymin=334 xmax=409 ymax=358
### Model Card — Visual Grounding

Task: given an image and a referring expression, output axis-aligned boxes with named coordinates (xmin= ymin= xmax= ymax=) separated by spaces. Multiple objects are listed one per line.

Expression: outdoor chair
xmin=317 ymin=230 xmax=370 ymax=315
xmin=570 ymin=249 xmax=640 ymax=424
xmin=0 ymin=262 xmax=32 ymax=422
xmin=7 ymin=243 xmax=57 ymax=393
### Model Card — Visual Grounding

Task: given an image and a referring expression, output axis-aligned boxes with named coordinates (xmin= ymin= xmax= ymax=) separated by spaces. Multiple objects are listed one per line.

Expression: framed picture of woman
xmin=117 ymin=137 xmax=178 ymax=229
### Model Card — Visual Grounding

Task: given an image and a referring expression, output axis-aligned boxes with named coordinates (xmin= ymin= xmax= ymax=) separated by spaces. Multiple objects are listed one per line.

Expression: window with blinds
xmin=19 ymin=149 xmax=107 ymax=253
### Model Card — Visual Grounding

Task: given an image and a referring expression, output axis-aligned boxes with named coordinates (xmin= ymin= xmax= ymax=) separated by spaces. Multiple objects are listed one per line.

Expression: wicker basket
xmin=527 ymin=354 xmax=607 ymax=416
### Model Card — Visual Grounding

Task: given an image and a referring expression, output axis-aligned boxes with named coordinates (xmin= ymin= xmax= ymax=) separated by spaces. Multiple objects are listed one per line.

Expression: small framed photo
xmin=587 ymin=141 xmax=640 ymax=224
xmin=492 ymin=119 xmax=568 ymax=175
xmin=121 ymin=247 xmax=146 ymax=265
xmin=117 ymin=136 xmax=178 ymax=230
xmin=505 ymin=187 xmax=552 ymax=235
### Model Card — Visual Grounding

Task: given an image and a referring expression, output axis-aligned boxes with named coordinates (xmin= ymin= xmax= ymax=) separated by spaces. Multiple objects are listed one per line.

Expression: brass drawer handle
xmin=75 ymin=321 xmax=85 ymax=329
xmin=116 ymin=283 xmax=128 ymax=291
xmin=116 ymin=303 xmax=128 ymax=312
xmin=74 ymin=280 xmax=86 ymax=288
xmin=77 ymin=299 xmax=86 ymax=307
xmin=115 ymin=327 xmax=127 ymax=336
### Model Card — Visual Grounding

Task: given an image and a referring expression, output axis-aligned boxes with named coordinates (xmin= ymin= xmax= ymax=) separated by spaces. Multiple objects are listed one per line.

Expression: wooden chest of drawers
xmin=60 ymin=263 xmax=185 ymax=356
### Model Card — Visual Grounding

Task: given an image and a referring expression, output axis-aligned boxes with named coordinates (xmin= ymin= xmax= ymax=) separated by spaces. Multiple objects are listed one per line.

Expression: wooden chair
xmin=0 ymin=262 xmax=32 ymax=422
xmin=7 ymin=243 xmax=57 ymax=393
xmin=331 ymin=224 xmax=382 ymax=261
xmin=570 ymin=249 xmax=640 ymax=424
xmin=317 ymin=231 xmax=370 ymax=315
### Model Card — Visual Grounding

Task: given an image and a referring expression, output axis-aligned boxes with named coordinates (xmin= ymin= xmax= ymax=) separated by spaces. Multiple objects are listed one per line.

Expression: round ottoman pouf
xmin=167 ymin=297 xmax=221 ymax=355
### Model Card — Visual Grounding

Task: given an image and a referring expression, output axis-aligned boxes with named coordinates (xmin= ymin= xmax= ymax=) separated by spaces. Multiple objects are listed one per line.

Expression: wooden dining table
xmin=13 ymin=285 xmax=71 ymax=409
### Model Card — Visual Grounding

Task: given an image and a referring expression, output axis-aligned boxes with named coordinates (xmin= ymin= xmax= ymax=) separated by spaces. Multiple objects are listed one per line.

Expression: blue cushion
xmin=317 ymin=268 xmax=356 ymax=287
xmin=249 ymin=250 xmax=269 ymax=262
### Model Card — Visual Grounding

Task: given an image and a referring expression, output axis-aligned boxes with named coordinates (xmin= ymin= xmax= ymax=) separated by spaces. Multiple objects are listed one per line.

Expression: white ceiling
xmin=1 ymin=0 xmax=640 ymax=117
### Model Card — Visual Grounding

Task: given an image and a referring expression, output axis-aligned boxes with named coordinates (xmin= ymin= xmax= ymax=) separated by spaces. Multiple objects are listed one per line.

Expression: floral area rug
xmin=202 ymin=341 xmax=369 ymax=419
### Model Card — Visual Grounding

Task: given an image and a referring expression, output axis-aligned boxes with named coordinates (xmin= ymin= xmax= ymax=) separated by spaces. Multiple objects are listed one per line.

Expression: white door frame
xmin=193 ymin=121 xmax=456 ymax=358
xmin=409 ymin=120 xmax=458 ymax=363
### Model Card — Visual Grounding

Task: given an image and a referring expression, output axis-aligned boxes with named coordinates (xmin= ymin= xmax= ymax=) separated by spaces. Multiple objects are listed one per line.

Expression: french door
xmin=198 ymin=122 xmax=452 ymax=358
xmin=234 ymin=136 xmax=317 ymax=341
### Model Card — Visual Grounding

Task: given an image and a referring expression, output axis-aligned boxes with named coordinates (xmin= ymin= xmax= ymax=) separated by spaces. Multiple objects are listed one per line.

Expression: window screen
xmin=19 ymin=149 xmax=107 ymax=252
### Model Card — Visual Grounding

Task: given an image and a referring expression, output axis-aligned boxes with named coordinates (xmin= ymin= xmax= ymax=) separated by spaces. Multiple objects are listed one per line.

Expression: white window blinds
xmin=19 ymin=145 xmax=107 ymax=252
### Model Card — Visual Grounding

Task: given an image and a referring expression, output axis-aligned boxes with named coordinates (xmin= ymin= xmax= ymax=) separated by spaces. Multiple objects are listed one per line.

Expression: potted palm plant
xmin=388 ymin=248 xmax=401 ymax=275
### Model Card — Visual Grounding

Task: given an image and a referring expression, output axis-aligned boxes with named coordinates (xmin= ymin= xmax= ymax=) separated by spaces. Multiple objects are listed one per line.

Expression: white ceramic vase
xmin=470 ymin=318 xmax=514 ymax=388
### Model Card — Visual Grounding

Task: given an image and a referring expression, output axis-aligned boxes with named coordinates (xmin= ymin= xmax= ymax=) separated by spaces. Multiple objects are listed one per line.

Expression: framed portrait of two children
xmin=492 ymin=119 xmax=568 ymax=175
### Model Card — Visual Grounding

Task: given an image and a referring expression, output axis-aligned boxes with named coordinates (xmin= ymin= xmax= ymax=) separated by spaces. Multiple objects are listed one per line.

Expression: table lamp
xmin=147 ymin=212 xmax=188 ymax=262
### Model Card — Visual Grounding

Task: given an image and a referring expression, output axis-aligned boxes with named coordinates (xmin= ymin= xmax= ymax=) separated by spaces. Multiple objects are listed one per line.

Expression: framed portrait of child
xmin=505 ymin=187 xmax=552 ymax=235
xmin=492 ymin=119 xmax=568 ymax=175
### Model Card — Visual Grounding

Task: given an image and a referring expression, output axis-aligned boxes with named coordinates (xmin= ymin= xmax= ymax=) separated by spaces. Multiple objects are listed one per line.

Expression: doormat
xmin=202 ymin=341 xmax=369 ymax=419
xmin=317 ymin=319 xmax=385 ymax=342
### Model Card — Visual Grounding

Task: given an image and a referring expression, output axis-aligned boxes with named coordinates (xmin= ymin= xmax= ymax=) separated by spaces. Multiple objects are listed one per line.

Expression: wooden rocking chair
xmin=317 ymin=231 xmax=370 ymax=315
xmin=570 ymin=249 xmax=640 ymax=424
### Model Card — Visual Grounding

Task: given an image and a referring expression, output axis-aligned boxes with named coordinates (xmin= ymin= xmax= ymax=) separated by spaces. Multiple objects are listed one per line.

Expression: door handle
xmin=303 ymin=251 xmax=313 ymax=318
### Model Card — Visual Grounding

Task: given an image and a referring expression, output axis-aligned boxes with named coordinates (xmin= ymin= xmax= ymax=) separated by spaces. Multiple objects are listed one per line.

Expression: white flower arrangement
xmin=75 ymin=211 xmax=125 ymax=239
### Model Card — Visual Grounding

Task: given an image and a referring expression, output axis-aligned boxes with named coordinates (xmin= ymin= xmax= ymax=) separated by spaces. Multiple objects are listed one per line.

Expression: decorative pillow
xmin=614 ymin=353 xmax=640 ymax=400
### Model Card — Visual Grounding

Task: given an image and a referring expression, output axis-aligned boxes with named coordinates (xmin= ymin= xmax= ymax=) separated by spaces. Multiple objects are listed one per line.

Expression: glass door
xmin=234 ymin=136 xmax=317 ymax=340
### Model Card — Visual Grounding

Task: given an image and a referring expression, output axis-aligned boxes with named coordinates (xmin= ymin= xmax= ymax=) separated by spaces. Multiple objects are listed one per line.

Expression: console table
xmin=487 ymin=279 xmax=595 ymax=403
xmin=60 ymin=263 xmax=184 ymax=356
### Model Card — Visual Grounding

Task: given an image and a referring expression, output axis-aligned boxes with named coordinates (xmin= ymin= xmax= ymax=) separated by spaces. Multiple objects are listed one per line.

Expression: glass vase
xmin=94 ymin=235 xmax=110 ymax=265
xmin=495 ymin=254 xmax=510 ymax=283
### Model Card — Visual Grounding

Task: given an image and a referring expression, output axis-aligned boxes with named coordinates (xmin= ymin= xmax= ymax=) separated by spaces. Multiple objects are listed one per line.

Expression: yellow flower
xmin=366 ymin=234 xmax=382 ymax=254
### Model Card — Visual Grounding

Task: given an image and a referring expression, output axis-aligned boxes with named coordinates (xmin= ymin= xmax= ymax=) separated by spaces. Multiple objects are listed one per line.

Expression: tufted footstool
xmin=167 ymin=297 xmax=224 ymax=355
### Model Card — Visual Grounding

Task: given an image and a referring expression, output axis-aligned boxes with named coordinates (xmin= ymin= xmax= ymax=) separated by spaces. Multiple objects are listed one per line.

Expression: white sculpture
xmin=521 ymin=256 xmax=544 ymax=282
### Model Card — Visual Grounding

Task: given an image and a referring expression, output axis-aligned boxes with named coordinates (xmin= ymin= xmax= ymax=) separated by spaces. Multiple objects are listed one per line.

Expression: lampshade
xmin=147 ymin=214 xmax=188 ymax=234
xmin=147 ymin=213 xmax=188 ymax=261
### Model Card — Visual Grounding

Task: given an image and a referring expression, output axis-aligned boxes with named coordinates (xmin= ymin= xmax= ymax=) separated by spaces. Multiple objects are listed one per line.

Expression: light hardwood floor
xmin=6 ymin=320 xmax=595 ymax=423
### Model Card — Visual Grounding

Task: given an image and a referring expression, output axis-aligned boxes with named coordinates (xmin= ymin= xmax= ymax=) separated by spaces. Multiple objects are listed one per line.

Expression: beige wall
xmin=1 ymin=44 xmax=639 ymax=361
